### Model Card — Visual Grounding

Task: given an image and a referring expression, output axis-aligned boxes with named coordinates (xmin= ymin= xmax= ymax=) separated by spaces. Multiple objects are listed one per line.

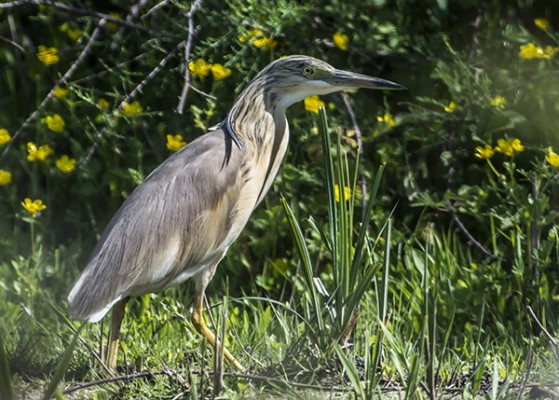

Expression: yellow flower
xmin=334 ymin=184 xmax=351 ymax=202
xmin=37 ymin=45 xmax=60 ymax=65
xmin=53 ymin=87 xmax=69 ymax=100
xmin=376 ymin=113 xmax=396 ymax=127
xmin=67 ymin=27 xmax=82 ymax=42
xmin=59 ymin=23 xmax=82 ymax=42
xmin=333 ymin=32 xmax=349 ymax=51
xmin=545 ymin=45 xmax=559 ymax=57
xmin=189 ymin=59 xmax=211 ymax=78
xmin=97 ymin=98 xmax=109 ymax=110
xmin=211 ymin=64 xmax=232 ymax=81
xmin=166 ymin=134 xmax=187 ymax=152
xmin=519 ymin=43 xmax=550 ymax=59
xmin=304 ymin=96 xmax=325 ymax=113
xmin=43 ymin=114 xmax=65 ymax=132
xmin=239 ymin=28 xmax=263 ymax=43
xmin=534 ymin=18 xmax=550 ymax=31
xmin=27 ymin=142 xmax=54 ymax=162
xmin=495 ymin=138 xmax=524 ymax=156
xmin=489 ymin=95 xmax=506 ymax=108
xmin=239 ymin=28 xmax=278 ymax=50
xmin=444 ymin=101 xmax=456 ymax=113
xmin=55 ymin=155 xmax=77 ymax=173
xmin=105 ymin=12 xmax=122 ymax=30
xmin=121 ymin=101 xmax=143 ymax=116
xmin=0 ymin=169 xmax=12 ymax=186
xmin=474 ymin=144 xmax=495 ymax=160
xmin=546 ymin=147 xmax=559 ymax=167
xmin=272 ymin=258 xmax=288 ymax=278
xmin=21 ymin=198 xmax=47 ymax=217
xmin=0 ymin=129 xmax=10 ymax=145
xmin=510 ymin=138 xmax=524 ymax=152
xmin=253 ymin=36 xmax=278 ymax=50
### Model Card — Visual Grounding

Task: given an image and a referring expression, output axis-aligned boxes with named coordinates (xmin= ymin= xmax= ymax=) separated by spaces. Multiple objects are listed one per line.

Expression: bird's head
xmin=256 ymin=55 xmax=406 ymax=111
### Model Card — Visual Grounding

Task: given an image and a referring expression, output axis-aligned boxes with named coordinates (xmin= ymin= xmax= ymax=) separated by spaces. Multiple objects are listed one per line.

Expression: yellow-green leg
xmin=106 ymin=298 xmax=128 ymax=374
xmin=191 ymin=292 xmax=245 ymax=372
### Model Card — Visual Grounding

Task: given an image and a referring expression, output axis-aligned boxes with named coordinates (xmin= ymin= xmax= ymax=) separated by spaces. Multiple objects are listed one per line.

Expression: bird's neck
xmin=227 ymin=80 xmax=287 ymax=150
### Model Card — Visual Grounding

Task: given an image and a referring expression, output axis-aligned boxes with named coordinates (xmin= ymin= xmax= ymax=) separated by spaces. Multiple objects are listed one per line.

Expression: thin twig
xmin=341 ymin=92 xmax=367 ymax=220
xmin=116 ymin=44 xmax=182 ymax=111
xmin=176 ymin=0 xmax=203 ymax=114
xmin=452 ymin=214 xmax=498 ymax=260
xmin=0 ymin=23 xmax=103 ymax=163
xmin=0 ymin=35 xmax=25 ymax=52
xmin=527 ymin=306 xmax=559 ymax=363
xmin=0 ymin=0 xmax=150 ymax=33
xmin=70 ymin=52 xmax=153 ymax=84
xmin=143 ymin=0 xmax=173 ymax=18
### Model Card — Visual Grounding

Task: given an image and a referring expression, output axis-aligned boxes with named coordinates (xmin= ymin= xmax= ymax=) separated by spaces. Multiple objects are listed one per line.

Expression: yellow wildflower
xmin=105 ymin=12 xmax=122 ymax=30
xmin=0 ymin=169 xmax=12 ymax=186
xmin=43 ymin=114 xmax=65 ymax=132
xmin=166 ymin=134 xmax=187 ymax=152
xmin=519 ymin=43 xmax=549 ymax=59
xmin=53 ymin=87 xmax=69 ymax=100
xmin=67 ymin=27 xmax=82 ymax=42
xmin=189 ymin=59 xmax=211 ymax=78
xmin=304 ymin=96 xmax=325 ymax=113
xmin=211 ymin=64 xmax=232 ymax=81
xmin=121 ymin=101 xmax=143 ymax=116
xmin=545 ymin=45 xmax=559 ymax=57
xmin=37 ymin=45 xmax=60 ymax=65
xmin=239 ymin=28 xmax=278 ymax=50
xmin=511 ymin=138 xmax=524 ymax=152
xmin=0 ymin=129 xmax=10 ymax=145
xmin=534 ymin=18 xmax=550 ymax=31
xmin=474 ymin=144 xmax=495 ymax=160
xmin=444 ymin=101 xmax=456 ymax=113
xmin=59 ymin=23 xmax=82 ymax=42
xmin=546 ymin=147 xmax=559 ymax=167
xmin=97 ymin=98 xmax=109 ymax=110
xmin=253 ymin=36 xmax=278 ymax=50
xmin=27 ymin=142 xmax=54 ymax=162
xmin=495 ymin=138 xmax=524 ymax=156
xmin=376 ymin=113 xmax=396 ymax=127
xmin=489 ymin=95 xmax=505 ymax=108
xmin=333 ymin=32 xmax=349 ymax=51
xmin=55 ymin=155 xmax=77 ymax=173
xmin=21 ymin=198 xmax=47 ymax=217
xmin=272 ymin=258 xmax=289 ymax=278
xmin=334 ymin=184 xmax=351 ymax=202
xmin=239 ymin=28 xmax=263 ymax=43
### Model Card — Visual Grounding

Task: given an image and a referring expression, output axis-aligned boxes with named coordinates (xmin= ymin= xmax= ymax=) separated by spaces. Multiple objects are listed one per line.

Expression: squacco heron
xmin=68 ymin=55 xmax=405 ymax=372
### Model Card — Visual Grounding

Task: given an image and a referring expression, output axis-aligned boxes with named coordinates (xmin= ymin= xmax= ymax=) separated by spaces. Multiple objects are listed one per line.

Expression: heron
xmin=68 ymin=55 xmax=405 ymax=373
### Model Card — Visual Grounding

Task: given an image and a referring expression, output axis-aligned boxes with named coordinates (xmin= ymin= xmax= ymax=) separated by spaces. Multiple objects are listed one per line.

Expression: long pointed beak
xmin=325 ymin=69 xmax=406 ymax=91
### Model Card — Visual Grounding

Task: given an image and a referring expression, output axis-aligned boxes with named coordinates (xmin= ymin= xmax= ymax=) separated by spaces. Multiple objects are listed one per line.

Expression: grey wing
xmin=68 ymin=129 xmax=245 ymax=322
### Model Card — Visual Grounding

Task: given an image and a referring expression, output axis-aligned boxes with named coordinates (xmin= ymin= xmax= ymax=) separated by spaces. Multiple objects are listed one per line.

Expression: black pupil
xmin=305 ymin=67 xmax=312 ymax=74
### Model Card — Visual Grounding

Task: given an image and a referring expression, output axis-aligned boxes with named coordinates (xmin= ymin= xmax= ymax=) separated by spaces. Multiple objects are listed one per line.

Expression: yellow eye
xmin=303 ymin=66 xmax=314 ymax=76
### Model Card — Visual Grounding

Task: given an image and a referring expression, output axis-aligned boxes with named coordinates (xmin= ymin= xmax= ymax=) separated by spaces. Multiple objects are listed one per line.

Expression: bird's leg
xmin=191 ymin=291 xmax=245 ymax=372
xmin=106 ymin=297 xmax=128 ymax=374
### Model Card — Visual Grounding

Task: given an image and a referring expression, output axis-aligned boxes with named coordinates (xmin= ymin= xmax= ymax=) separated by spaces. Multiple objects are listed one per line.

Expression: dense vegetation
xmin=1 ymin=0 xmax=558 ymax=398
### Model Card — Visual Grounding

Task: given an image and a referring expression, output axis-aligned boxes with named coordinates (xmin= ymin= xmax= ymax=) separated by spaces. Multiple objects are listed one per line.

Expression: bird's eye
xmin=303 ymin=66 xmax=314 ymax=76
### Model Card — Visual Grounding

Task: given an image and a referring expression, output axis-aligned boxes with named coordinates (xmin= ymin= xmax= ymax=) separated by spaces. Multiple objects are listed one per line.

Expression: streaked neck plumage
xmin=227 ymin=73 xmax=288 ymax=150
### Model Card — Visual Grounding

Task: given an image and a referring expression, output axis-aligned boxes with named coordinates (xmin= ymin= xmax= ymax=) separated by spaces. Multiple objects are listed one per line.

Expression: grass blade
xmin=334 ymin=344 xmax=366 ymax=399
xmin=42 ymin=323 xmax=85 ymax=400
xmin=280 ymin=196 xmax=324 ymax=333
xmin=0 ymin=333 xmax=12 ymax=400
